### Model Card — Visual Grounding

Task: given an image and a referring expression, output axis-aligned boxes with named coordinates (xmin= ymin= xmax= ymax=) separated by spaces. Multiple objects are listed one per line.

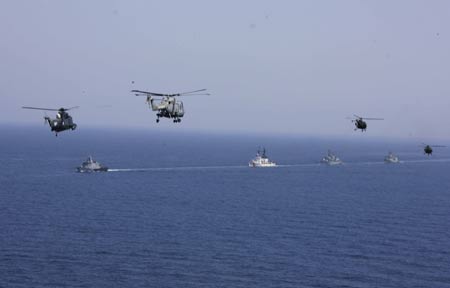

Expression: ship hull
xmin=249 ymin=162 xmax=277 ymax=168
xmin=77 ymin=167 xmax=108 ymax=173
xmin=321 ymin=161 xmax=342 ymax=166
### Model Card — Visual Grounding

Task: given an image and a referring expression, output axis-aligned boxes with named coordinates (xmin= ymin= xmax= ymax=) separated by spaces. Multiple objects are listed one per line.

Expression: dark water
xmin=1 ymin=127 xmax=450 ymax=287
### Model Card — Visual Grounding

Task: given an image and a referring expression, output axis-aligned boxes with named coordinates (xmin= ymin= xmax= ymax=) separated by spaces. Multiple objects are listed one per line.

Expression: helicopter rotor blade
xmin=65 ymin=106 xmax=79 ymax=111
xmin=133 ymin=89 xmax=209 ymax=97
xmin=175 ymin=93 xmax=210 ymax=96
xmin=362 ymin=117 xmax=384 ymax=120
xmin=177 ymin=89 xmax=208 ymax=95
xmin=22 ymin=106 xmax=59 ymax=111
xmin=431 ymin=145 xmax=446 ymax=148
xmin=131 ymin=90 xmax=169 ymax=97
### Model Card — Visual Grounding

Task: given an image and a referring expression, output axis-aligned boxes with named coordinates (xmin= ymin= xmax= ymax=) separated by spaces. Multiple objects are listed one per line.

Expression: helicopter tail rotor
xmin=146 ymin=96 xmax=153 ymax=103
xmin=44 ymin=115 xmax=51 ymax=126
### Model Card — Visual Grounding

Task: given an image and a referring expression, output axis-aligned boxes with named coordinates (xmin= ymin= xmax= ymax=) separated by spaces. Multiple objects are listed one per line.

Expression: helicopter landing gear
xmin=173 ymin=118 xmax=181 ymax=123
xmin=156 ymin=118 xmax=160 ymax=123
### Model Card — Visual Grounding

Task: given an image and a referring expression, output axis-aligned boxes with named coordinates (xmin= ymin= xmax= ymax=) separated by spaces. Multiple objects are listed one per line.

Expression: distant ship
xmin=249 ymin=148 xmax=277 ymax=167
xmin=321 ymin=150 xmax=343 ymax=165
xmin=77 ymin=156 xmax=108 ymax=172
xmin=384 ymin=152 xmax=399 ymax=163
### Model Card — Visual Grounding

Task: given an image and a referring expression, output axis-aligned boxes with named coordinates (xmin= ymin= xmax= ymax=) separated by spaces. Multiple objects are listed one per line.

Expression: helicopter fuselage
xmin=355 ymin=119 xmax=367 ymax=131
xmin=148 ymin=96 xmax=184 ymax=123
xmin=424 ymin=146 xmax=433 ymax=155
xmin=45 ymin=111 xmax=77 ymax=135
xmin=22 ymin=106 xmax=79 ymax=136
xmin=133 ymin=88 xmax=208 ymax=124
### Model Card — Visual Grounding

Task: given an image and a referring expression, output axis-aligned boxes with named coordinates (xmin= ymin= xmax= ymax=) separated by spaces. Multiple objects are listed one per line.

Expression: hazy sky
xmin=1 ymin=0 xmax=449 ymax=139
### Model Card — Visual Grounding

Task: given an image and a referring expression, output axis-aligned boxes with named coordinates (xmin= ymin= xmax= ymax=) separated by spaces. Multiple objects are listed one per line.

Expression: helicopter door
xmin=179 ymin=101 xmax=184 ymax=116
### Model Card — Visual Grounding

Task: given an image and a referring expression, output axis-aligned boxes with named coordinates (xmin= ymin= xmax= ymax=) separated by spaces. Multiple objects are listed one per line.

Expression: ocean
xmin=1 ymin=126 xmax=449 ymax=287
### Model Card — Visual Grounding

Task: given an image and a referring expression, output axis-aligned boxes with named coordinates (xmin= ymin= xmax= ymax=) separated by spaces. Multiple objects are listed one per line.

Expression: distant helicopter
xmin=132 ymin=89 xmax=209 ymax=123
xmin=421 ymin=143 xmax=446 ymax=156
xmin=348 ymin=115 xmax=384 ymax=132
xmin=22 ymin=106 xmax=78 ymax=136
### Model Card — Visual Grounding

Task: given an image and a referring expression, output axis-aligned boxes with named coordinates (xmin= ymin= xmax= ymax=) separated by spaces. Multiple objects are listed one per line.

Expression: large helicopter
xmin=132 ymin=89 xmax=209 ymax=123
xmin=348 ymin=115 xmax=384 ymax=132
xmin=421 ymin=143 xmax=446 ymax=156
xmin=22 ymin=106 xmax=78 ymax=136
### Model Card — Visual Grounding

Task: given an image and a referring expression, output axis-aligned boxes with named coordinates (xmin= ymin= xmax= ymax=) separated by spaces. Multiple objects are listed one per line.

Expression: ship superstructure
xmin=77 ymin=156 xmax=108 ymax=172
xmin=249 ymin=148 xmax=277 ymax=167
xmin=384 ymin=152 xmax=399 ymax=163
xmin=321 ymin=150 xmax=343 ymax=165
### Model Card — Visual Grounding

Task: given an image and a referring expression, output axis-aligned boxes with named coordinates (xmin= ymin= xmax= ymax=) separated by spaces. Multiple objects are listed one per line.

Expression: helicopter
xmin=132 ymin=89 xmax=209 ymax=123
xmin=348 ymin=115 xmax=384 ymax=131
xmin=22 ymin=106 xmax=78 ymax=136
xmin=421 ymin=143 xmax=446 ymax=156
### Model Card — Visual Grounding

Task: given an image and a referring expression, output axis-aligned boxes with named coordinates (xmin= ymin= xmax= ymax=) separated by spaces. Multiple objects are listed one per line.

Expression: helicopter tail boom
xmin=44 ymin=116 xmax=51 ymax=126
xmin=145 ymin=96 xmax=162 ymax=111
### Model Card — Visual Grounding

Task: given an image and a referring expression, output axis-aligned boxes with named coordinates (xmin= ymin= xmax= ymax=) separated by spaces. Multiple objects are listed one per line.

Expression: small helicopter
xmin=22 ymin=106 xmax=79 ymax=136
xmin=421 ymin=143 xmax=446 ymax=156
xmin=132 ymin=89 xmax=209 ymax=123
xmin=348 ymin=115 xmax=384 ymax=131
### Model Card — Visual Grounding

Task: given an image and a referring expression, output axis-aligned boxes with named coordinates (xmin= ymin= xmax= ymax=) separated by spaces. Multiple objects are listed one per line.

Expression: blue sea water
xmin=1 ymin=126 xmax=450 ymax=287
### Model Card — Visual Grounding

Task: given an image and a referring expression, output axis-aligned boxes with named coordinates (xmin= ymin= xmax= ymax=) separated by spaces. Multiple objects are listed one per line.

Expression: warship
xmin=384 ymin=152 xmax=400 ymax=163
xmin=77 ymin=156 xmax=108 ymax=173
xmin=321 ymin=150 xmax=343 ymax=165
xmin=249 ymin=148 xmax=277 ymax=167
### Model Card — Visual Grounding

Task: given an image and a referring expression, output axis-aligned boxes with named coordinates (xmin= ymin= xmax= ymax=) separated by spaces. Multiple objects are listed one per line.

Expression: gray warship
xmin=249 ymin=148 xmax=277 ymax=167
xmin=77 ymin=156 xmax=108 ymax=173
xmin=384 ymin=152 xmax=399 ymax=163
xmin=321 ymin=150 xmax=343 ymax=165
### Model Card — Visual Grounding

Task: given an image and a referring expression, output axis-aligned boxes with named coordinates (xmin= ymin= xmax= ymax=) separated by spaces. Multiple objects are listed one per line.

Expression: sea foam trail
xmin=107 ymin=165 xmax=247 ymax=172
xmin=107 ymin=163 xmax=322 ymax=172
xmin=106 ymin=158 xmax=450 ymax=172
xmin=403 ymin=158 xmax=450 ymax=163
